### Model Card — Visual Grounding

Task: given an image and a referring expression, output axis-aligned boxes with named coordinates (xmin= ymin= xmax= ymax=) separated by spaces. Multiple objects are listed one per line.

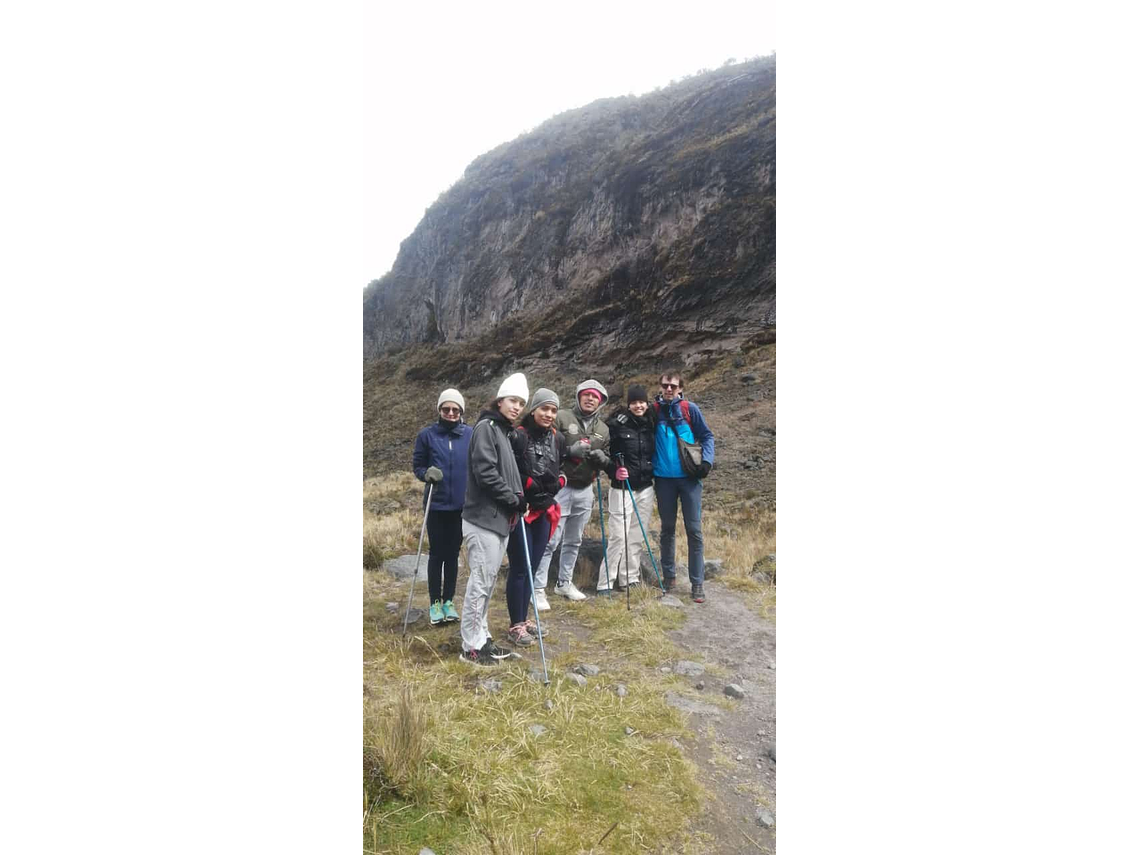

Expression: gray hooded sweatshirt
xmin=461 ymin=408 xmax=524 ymax=536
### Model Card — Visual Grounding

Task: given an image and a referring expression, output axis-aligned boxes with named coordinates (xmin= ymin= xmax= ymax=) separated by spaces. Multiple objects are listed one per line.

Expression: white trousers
xmin=534 ymin=483 xmax=595 ymax=589
xmin=601 ymin=484 xmax=656 ymax=589
xmin=459 ymin=519 xmax=509 ymax=653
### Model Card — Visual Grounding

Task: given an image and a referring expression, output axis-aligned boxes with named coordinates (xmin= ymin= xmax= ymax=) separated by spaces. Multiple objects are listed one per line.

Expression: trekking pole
xmin=595 ymin=478 xmax=612 ymax=595
xmin=403 ymin=482 xmax=434 ymax=635
xmin=620 ymin=451 xmax=638 ymax=611
xmin=519 ymin=517 xmax=551 ymax=685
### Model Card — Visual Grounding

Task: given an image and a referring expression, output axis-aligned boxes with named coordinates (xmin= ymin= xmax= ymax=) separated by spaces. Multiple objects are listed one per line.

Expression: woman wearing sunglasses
xmin=412 ymin=388 xmax=473 ymax=626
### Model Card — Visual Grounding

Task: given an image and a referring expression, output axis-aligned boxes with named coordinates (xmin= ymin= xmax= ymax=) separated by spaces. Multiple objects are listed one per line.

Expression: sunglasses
xmin=440 ymin=406 xmax=461 ymax=415
xmin=660 ymin=383 xmax=680 ymax=390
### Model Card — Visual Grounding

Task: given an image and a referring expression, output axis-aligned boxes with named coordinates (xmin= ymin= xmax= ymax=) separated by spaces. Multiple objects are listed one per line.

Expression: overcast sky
xmin=363 ymin=0 xmax=776 ymax=287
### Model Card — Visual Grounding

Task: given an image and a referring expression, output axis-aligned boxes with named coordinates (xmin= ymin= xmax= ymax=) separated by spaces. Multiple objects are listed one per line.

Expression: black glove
xmin=568 ymin=440 xmax=590 ymax=459
xmin=696 ymin=460 xmax=712 ymax=479
xmin=513 ymin=491 xmax=527 ymax=514
xmin=539 ymin=470 xmax=561 ymax=495
xmin=586 ymin=448 xmax=609 ymax=467
xmin=424 ymin=466 xmax=443 ymax=484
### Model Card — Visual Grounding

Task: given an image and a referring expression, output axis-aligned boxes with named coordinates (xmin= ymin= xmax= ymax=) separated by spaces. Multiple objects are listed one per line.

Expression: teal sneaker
xmin=442 ymin=600 xmax=459 ymax=623
xmin=429 ymin=601 xmax=444 ymax=625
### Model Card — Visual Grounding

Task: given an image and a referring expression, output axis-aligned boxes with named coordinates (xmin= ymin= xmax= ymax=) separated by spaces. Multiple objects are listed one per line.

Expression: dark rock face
xmin=363 ymin=57 xmax=776 ymax=375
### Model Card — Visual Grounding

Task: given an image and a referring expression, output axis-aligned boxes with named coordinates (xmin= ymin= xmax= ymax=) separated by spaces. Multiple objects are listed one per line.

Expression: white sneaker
xmin=534 ymin=589 xmax=551 ymax=611
xmin=554 ymin=582 xmax=587 ymax=601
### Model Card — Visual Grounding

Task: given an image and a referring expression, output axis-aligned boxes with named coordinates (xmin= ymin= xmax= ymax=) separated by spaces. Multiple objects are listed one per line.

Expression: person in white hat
xmin=457 ymin=372 xmax=529 ymax=666
xmin=412 ymin=388 xmax=471 ymax=626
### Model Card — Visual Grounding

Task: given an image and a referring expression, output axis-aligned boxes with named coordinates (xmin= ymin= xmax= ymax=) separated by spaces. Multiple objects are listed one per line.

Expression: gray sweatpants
xmin=534 ymin=483 xmax=595 ymax=589
xmin=459 ymin=519 xmax=509 ymax=653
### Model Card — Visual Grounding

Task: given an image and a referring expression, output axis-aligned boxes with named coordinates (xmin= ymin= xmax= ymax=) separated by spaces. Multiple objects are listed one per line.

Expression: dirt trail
xmin=663 ymin=579 xmax=776 ymax=852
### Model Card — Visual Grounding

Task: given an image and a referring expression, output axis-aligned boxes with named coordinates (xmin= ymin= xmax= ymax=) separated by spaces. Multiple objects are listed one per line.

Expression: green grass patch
xmin=365 ymin=561 xmax=705 ymax=853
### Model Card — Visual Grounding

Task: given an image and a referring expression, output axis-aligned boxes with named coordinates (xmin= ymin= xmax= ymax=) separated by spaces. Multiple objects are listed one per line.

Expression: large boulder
xmin=548 ymin=538 xmax=606 ymax=589
xmin=383 ymin=554 xmax=427 ymax=582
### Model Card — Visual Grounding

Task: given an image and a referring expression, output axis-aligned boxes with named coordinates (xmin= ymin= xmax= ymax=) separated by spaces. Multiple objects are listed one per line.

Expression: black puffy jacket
xmin=604 ymin=408 xmax=656 ymax=491
xmin=509 ymin=418 xmax=569 ymax=511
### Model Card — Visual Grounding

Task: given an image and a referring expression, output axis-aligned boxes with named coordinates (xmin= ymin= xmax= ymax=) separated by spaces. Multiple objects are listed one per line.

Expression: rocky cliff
xmin=363 ymin=56 xmax=775 ymax=373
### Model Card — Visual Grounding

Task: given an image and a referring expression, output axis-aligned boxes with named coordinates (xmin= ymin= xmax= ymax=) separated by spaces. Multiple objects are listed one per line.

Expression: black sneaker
xmin=690 ymin=584 xmax=705 ymax=603
xmin=482 ymin=639 xmax=517 ymax=660
xmin=459 ymin=646 xmax=500 ymax=667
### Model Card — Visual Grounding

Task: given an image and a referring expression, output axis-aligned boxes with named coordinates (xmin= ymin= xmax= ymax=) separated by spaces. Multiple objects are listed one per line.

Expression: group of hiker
xmin=411 ymin=370 xmax=716 ymax=667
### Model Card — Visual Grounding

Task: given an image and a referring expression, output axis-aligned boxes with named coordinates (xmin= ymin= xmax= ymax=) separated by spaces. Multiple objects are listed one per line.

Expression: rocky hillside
xmin=363 ymin=56 xmax=776 ymax=371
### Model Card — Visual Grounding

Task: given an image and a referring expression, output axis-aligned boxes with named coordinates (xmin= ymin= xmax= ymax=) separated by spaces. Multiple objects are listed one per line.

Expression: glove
xmin=615 ymin=466 xmax=629 ymax=481
xmin=696 ymin=461 xmax=712 ymax=479
xmin=424 ymin=466 xmax=443 ymax=484
xmin=568 ymin=440 xmax=590 ymax=459
xmin=513 ymin=491 xmax=527 ymax=513
xmin=587 ymin=448 xmax=608 ymax=467
xmin=539 ymin=470 xmax=561 ymax=495
xmin=558 ymin=474 xmax=567 ymax=489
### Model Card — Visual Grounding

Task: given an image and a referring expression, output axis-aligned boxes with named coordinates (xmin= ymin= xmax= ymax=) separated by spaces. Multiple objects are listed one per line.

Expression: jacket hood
xmin=575 ymin=379 xmax=608 ymax=405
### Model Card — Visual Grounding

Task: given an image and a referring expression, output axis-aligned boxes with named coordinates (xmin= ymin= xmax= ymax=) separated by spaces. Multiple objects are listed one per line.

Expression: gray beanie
xmin=524 ymin=388 xmax=559 ymax=419
xmin=437 ymin=388 xmax=465 ymax=413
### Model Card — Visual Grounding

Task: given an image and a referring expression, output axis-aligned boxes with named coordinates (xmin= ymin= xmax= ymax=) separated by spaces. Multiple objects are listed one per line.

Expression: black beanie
xmin=627 ymin=384 xmax=649 ymax=404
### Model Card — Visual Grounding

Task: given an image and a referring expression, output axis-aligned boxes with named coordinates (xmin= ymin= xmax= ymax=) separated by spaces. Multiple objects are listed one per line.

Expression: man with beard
xmin=653 ymin=370 xmax=715 ymax=602
xmin=533 ymin=379 xmax=610 ymax=604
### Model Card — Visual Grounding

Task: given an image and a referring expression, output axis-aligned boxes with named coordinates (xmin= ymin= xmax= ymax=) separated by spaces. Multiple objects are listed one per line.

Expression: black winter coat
xmin=509 ymin=418 xmax=569 ymax=511
xmin=604 ymin=408 xmax=656 ymax=491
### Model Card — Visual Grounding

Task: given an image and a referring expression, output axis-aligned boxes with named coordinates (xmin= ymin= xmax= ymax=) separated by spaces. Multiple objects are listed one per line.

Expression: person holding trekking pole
xmin=600 ymin=385 xmax=657 ymax=592
xmin=533 ymin=380 xmax=610 ymax=604
xmin=411 ymin=388 xmax=472 ymax=625
xmin=504 ymin=388 xmax=569 ymax=646
xmin=457 ymin=373 xmax=529 ymax=667
xmin=653 ymin=371 xmax=715 ymax=603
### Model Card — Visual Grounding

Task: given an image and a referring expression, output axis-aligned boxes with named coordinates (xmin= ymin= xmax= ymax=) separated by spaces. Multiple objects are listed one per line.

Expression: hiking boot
xmin=554 ymin=582 xmax=587 ymax=601
xmin=459 ymin=646 xmax=500 ymax=667
xmin=663 ymin=577 xmax=677 ymax=593
xmin=482 ymin=639 xmax=517 ymax=660
xmin=442 ymin=600 xmax=459 ymax=622
xmin=508 ymin=622 xmax=534 ymax=646
xmin=429 ymin=601 xmax=444 ymax=625
xmin=534 ymin=589 xmax=551 ymax=611
xmin=690 ymin=584 xmax=705 ymax=603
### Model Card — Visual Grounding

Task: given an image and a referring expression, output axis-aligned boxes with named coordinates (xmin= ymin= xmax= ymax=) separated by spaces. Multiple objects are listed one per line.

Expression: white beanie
xmin=496 ymin=372 xmax=529 ymax=405
xmin=437 ymin=388 xmax=465 ymax=413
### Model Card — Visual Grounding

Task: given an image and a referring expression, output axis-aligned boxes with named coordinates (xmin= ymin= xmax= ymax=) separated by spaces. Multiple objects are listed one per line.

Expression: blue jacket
xmin=412 ymin=419 xmax=472 ymax=511
xmin=652 ymin=394 xmax=715 ymax=479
